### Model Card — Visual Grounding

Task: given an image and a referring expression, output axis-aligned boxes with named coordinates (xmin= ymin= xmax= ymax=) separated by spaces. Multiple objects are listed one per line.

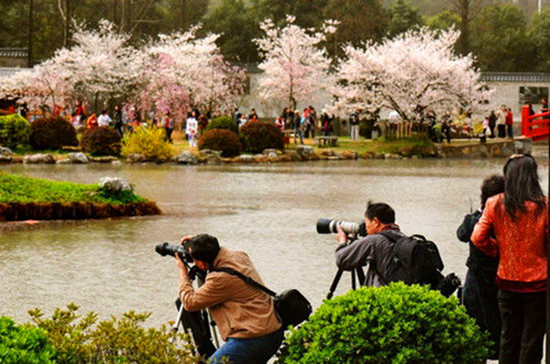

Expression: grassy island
xmin=0 ymin=172 xmax=160 ymax=221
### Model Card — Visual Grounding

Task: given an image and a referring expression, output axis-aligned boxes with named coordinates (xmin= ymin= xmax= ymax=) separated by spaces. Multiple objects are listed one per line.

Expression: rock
xmin=239 ymin=155 xmax=255 ymax=163
xmin=205 ymin=154 xmax=222 ymax=164
xmin=332 ymin=153 xmax=345 ymax=160
xmin=262 ymin=148 xmax=282 ymax=156
xmin=0 ymin=155 xmax=12 ymax=163
xmin=318 ymin=149 xmax=335 ymax=157
xmin=90 ymin=156 xmax=119 ymax=163
xmin=68 ymin=152 xmax=89 ymax=164
xmin=267 ymin=155 xmax=279 ymax=163
xmin=23 ymin=154 xmax=55 ymax=164
xmin=341 ymin=151 xmax=358 ymax=160
xmin=254 ymin=155 xmax=269 ymax=163
xmin=111 ymin=160 xmax=122 ymax=166
xmin=278 ymin=154 xmax=293 ymax=162
xmin=177 ymin=151 xmax=198 ymax=165
xmin=126 ymin=153 xmax=147 ymax=163
xmin=56 ymin=158 xmax=72 ymax=164
xmin=99 ymin=177 xmax=133 ymax=192
xmin=295 ymin=145 xmax=315 ymax=159
xmin=0 ymin=147 xmax=13 ymax=156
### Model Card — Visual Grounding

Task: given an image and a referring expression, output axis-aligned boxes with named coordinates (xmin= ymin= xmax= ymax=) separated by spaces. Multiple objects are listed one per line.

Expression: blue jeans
xmin=210 ymin=327 xmax=284 ymax=364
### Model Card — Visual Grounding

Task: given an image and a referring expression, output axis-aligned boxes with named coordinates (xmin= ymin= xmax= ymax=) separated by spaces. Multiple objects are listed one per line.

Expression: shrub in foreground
xmin=205 ymin=115 xmax=238 ymax=134
xmin=30 ymin=117 xmax=78 ymax=150
xmin=0 ymin=316 xmax=56 ymax=363
xmin=81 ymin=126 xmax=121 ymax=155
xmin=121 ymin=126 xmax=176 ymax=161
xmin=278 ymin=283 xmax=489 ymax=363
xmin=198 ymin=129 xmax=242 ymax=157
xmin=241 ymin=121 xmax=284 ymax=153
xmin=27 ymin=303 xmax=198 ymax=363
xmin=0 ymin=114 xmax=30 ymax=149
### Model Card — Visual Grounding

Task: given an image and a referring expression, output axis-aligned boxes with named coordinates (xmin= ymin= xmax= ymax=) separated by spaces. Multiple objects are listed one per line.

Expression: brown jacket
xmin=179 ymin=247 xmax=281 ymax=340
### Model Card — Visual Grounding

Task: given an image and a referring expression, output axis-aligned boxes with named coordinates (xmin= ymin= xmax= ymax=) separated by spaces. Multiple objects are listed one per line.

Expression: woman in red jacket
xmin=472 ymin=154 xmax=547 ymax=364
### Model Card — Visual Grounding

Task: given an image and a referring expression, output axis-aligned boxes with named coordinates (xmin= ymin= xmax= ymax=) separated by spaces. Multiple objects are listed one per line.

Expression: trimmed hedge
xmin=0 ymin=114 xmax=30 ymax=149
xmin=30 ymin=117 xmax=78 ymax=150
xmin=278 ymin=283 xmax=490 ymax=363
xmin=198 ymin=129 xmax=242 ymax=157
xmin=205 ymin=115 xmax=238 ymax=134
xmin=121 ymin=126 xmax=176 ymax=161
xmin=241 ymin=121 xmax=284 ymax=154
xmin=0 ymin=316 xmax=56 ymax=363
xmin=81 ymin=126 xmax=121 ymax=155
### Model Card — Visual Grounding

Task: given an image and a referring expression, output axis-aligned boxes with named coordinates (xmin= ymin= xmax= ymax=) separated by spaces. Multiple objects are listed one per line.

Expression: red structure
xmin=522 ymin=105 xmax=550 ymax=141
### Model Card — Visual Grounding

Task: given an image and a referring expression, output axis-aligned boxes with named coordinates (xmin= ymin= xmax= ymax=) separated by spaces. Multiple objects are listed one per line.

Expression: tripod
xmin=327 ymin=235 xmax=369 ymax=300
xmin=171 ymin=263 xmax=219 ymax=358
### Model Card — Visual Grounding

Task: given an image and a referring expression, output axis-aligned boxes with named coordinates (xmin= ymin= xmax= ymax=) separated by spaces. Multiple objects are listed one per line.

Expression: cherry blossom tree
xmin=128 ymin=26 xmax=246 ymax=123
xmin=254 ymin=16 xmax=337 ymax=111
xmin=330 ymin=27 xmax=492 ymax=122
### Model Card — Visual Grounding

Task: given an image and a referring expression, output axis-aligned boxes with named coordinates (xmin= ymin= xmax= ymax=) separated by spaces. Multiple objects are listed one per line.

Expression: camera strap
xmin=210 ymin=267 xmax=277 ymax=297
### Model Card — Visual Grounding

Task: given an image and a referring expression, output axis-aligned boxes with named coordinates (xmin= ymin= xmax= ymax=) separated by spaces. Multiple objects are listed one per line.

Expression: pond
xmin=1 ymin=150 xmax=548 ymax=328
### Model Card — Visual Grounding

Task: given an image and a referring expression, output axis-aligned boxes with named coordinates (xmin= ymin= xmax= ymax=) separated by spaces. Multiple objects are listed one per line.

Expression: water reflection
xmin=1 ymin=152 xmax=548 ymax=327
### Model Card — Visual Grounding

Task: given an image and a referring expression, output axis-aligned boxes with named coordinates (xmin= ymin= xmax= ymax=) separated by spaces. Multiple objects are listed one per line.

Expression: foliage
xmin=121 ymin=126 xmax=176 ymax=161
xmin=29 ymin=117 xmax=78 ymax=150
xmin=0 ymin=171 xmax=146 ymax=204
xmin=0 ymin=316 xmax=56 ymax=363
xmin=205 ymin=115 xmax=239 ymax=134
xmin=331 ymin=27 xmax=492 ymax=122
xmin=388 ymin=0 xmax=424 ymax=37
xmin=198 ymin=129 xmax=242 ymax=157
xmin=240 ymin=121 xmax=284 ymax=153
xmin=278 ymin=283 xmax=489 ymax=363
xmin=80 ymin=126 xmax=121 ymax=155
xmin=470 ymin=3 xmax=535 ymax=72
xmin=0 ymin=114 xmax=30 ymax=149
xmin=254 ymin=15 xmax=336 ymax=111
xmin=425 ymin=10 xmax=461 ymax=32
xmin=27 ymin=303 xmax=198 ymax=363
xmin=528 ymin=8 xmax=550 ymax=72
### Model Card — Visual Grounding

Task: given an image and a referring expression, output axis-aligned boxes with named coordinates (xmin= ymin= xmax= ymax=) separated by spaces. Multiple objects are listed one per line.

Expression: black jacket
xmin=456 ymin=210 xmax=498 ymax=276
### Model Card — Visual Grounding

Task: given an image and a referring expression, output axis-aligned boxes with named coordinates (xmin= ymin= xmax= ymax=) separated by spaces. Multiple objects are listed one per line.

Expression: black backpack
xmin=379 ymin=232 xmax=444 ymax=289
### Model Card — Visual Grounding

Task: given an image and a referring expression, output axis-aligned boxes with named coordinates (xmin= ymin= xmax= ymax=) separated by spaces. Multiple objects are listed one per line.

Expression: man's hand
xmin=175 ymin=235 xmax=194 ymax=275
xmin=336 ymin=224 xmax=348 ymax=245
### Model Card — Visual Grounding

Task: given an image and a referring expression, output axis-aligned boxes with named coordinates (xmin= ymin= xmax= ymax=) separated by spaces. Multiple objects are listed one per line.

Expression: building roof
xmin=0 ymin=48 xmax=28 ymax=59
xmin=481 ymin=72 xmax=550 ymax=83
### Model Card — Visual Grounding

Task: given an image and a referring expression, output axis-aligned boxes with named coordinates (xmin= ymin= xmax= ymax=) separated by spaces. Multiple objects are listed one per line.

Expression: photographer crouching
xmin=175 ymin=234 xmax=283 ymax=364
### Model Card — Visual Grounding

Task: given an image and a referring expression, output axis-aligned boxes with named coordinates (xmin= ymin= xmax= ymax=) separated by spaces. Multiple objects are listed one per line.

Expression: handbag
xmin=211 ymin=267 xmax=312 ymax=328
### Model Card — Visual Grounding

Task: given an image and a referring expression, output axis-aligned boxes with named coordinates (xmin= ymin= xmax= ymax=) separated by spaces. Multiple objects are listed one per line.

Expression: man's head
xmin=364 ymin=201 xmax=395 ymax=235
xmin=188 ymin=234 xmax=220 ymax=269
xmin=480 ymin=175 xmax=505 ymax=208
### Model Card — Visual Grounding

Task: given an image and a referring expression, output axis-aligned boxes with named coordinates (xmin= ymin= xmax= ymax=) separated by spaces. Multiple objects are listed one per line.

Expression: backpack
xmin=379 ymin=232 xmax=444 ymax=289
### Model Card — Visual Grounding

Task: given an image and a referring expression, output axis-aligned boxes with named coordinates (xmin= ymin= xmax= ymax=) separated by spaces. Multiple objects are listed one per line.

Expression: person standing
xmin=113 ymin=105 xmax=124 ymax=137
xmin=488 ymin=111 xmax=497 ymax=138
xmin=186 ymin=111 xmax=199 ymax=148
xmin=293 ymin=110 xmax=303 ymax=145
xmin=505 ymin=108 xmax=514 ymax=139
xmin=472 ymin=154 xmax=547 ymax=364
xmin=349 ymin=109 xmax=360 ymax=140
xmin=163 ymin=112 xmax=174 ymax=142
xmin=456 ymin=175 xmax=505 ymax=360
xmin=98 ymin=110 xmax=112 ymax=127
xmin=496 ymin=106 xmax=507 ymax=138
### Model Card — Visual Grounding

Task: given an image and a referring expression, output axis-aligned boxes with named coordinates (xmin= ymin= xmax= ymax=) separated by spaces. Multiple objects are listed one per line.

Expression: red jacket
xmin=505 ymin=111 xmax=513 ymax=125
xmin=471 ymin=194 xmax=547 ymax=290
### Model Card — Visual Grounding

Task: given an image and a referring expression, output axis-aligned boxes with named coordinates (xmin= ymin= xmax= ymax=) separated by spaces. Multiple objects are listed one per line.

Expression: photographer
xmin=335 ymin=202 xmax=403 ymax=287
xmin=175 ymin=234 xmax=283 ymax=364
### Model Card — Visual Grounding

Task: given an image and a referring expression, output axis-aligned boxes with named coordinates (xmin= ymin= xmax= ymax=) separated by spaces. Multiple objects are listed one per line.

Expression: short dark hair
xmin=480 ymin=175 xmax=505 ymax=208
xmin=365 ymin=201 xmax=395 ymax=224
xmin=189 ymin=234 xmax=220 ymax=264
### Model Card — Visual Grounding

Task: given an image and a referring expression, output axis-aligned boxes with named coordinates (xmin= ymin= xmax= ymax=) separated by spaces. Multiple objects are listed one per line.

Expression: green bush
xmin=0 ymin=114 xmax=30 ymax=149
xmin=0 ymin=316 xmax=56 ymax=363
xmin=198 ymin=129 xmax=242 ymax=157
xmin=27 ymin=303 xmax=198 ymax=363
xmin=241 ymin=121 xmax=284 ymax=153
xmin=121 ymin=126 xmax=176 ymax=161
xmin=80 ymin=126 xmax=121 ymax=156
xmin=205 ymin=115 xmax=238 ymax=134
xmin=30 ymin=117 xmax=78 ymax=150
xmin=278 ymin=283 xmax=489 ymax=363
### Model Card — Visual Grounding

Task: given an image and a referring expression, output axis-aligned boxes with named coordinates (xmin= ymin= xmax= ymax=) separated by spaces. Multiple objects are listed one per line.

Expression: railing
xmin=521 ymin=105 xmax=550 ymax=141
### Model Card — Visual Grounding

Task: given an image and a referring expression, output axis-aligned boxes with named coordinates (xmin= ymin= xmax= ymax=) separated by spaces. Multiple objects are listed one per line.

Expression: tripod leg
xmin=356 ymin=267 xmax=365 ymax=286
xmin=327 ymin=269 xmax=344 ymax=299
xmin=351 ymin=269 xmax=357 ymax=290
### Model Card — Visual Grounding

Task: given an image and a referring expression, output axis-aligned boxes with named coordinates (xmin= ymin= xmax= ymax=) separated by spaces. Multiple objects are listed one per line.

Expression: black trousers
xmin=498 ymin=289 xmax=546 ymax=364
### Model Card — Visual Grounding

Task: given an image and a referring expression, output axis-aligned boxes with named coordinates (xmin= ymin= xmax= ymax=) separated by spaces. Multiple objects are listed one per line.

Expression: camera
xmin=316 ymin=218 xmax=366 ymax=237
xmin=155 ymin=242 xmax=193 ymax=263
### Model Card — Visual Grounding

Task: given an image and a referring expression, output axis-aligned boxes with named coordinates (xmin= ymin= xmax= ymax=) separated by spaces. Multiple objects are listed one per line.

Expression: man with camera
xmin=175 ymin=234 xmax=283 ymax=364
xmin=334 ymin=202 xmax=403 ymax=287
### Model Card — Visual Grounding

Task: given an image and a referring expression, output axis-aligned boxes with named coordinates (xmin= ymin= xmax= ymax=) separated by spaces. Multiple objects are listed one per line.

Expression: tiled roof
xmin=0 ymin=48 xmax=28 ymax=58
xmin=481 ymin=72 xmax=550 ymax=83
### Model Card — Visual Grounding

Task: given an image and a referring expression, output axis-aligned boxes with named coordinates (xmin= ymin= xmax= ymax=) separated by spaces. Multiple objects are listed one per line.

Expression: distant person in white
xmin=98 ymin=110 xmax=112 ymax=127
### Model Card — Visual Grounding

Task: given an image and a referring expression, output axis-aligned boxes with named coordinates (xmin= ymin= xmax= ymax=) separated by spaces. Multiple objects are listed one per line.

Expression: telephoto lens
xmin=155 ymin=242 xmax=193 ymax=262
xmin=316 ymin=218 xmax=366 ymax=236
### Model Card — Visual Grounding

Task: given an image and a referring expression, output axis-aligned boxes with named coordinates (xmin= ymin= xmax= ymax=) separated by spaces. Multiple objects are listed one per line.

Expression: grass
xmin=0 ymin=172 xmax=147 ymax=204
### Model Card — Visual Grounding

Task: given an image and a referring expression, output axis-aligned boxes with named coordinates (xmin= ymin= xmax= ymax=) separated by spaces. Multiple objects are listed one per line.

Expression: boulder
xmin=239 ymin=155 xmax=255 ymax=163
xmin=177 ymin=151 xmax=198 ymax=165
xmin=90 ymin=156 xmax=119 ymax=163
xmin=205 ymin=154 xmax=222 ymax=165
xmin=0 ymin=147 xmax=13 ymax=156
xmin=0 ymin=155 xmax=12 ymax=163
xmin=68 ymin=152 xmax=89 ymax=164
xmin=23 ymin=154 xmax=55 ymax=164
xmin=262 ymin=148 xmax=282 ymax=156
xmin=126 ymin=153 xmax=147 ymax=163
xmin=56 ymin=158 xmax=72 ymax=164
xmin=254 ymin=154 xmax=269 ymax=163
xmin=295 ymin=145 xmax=315 ymax=159
xmin=99 ymin=177 xmax=133 ymax=192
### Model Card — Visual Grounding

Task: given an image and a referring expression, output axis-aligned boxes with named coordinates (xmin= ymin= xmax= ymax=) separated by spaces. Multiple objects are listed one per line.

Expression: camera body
xmin=155 ymin=242 xmax=193 ymax=263
xmin=317 ymin=218 xmax=366 ymax=238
